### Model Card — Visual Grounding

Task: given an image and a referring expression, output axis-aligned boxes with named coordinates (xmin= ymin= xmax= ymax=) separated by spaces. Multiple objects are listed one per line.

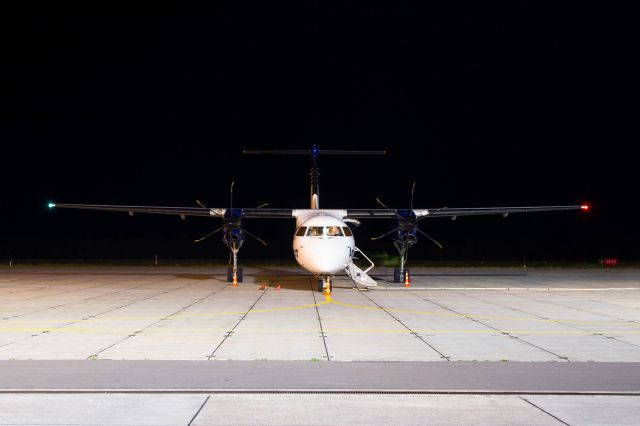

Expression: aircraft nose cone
xmin=299 ymin=251 xmax=345 ymax=274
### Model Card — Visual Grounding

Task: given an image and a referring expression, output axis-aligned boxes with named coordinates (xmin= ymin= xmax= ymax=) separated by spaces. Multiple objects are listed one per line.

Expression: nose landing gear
xmin=316 ymin=275 xmax=332 ymax=294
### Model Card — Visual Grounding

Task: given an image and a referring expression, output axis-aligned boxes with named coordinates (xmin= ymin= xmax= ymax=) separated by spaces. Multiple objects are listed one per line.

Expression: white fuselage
xmin=292 ymin=210 xmax=355 ymax=275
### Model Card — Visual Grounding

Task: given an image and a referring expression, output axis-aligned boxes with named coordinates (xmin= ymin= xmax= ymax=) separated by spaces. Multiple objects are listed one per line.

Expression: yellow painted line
xmin=0 ymin=300 xmax=331 ymax=324
xmin=0 ymin=295 xmax=638 ymax=328
xmin=167 ymin=299 xmax=331 ymax=319
xmin=328 ymin=299 xmax=640 ymax=327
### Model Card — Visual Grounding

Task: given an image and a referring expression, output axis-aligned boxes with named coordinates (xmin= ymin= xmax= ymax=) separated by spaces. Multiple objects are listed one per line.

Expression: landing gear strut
xmin=317 ymin=275 xmax=332 ymax=293
xmin=392 ymin=237 xmax=413 ymax=283
xmin=226 ymin=240 xmax=243 ymax=284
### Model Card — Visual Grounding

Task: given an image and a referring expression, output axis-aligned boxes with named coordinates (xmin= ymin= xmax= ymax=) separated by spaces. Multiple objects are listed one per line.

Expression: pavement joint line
xmin=358 ymin=289 xmax=450 ymax=360
xmin=0 ymin=299 xmax=334 ymax=324
xmin=408 ymin=290 xmax=569 ymax=362
xmin=207 ymin=274 xmax=279 ymax=360
xmin=520 ymin=396 xmax=571 ymax=425
xmin=492 ymin=287 xmax=640 ymax=351
xmin=526 ymin=294 xmax=640 ymax=330
xmin=0 ymin=276 xmax=194 ymax=352
xmin=2 ymin=276 xmax=131 ymax=302
xmin=512 ymin=288 xmax=640 ymax=350
xmin=187 ymin=395 xmax=210 ymax=426
xmin=327 ymin=299 xmax=640 ymax=327
xmin=560 ymin=293 xmax=640 ymax=314
xmin=310 ymin=278 xmax=331 ymax=361
xmin=89 ymin=281 xmax=229 ymax=359
xmin=511 ymin=287 xmax=638 ymax=323
xmin=1 ymin=276 xmax=169 ymax=322
xmin=0 ymin=279 xmax=123 ymax=318
xmin=0 ymin=389 xmax=639 ymax=395
xmin=2 ymin=296 xmax=640 ymax=328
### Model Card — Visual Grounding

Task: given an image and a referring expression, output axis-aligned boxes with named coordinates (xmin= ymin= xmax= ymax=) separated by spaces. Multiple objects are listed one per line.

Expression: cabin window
xmin=295 ymin=227 xmax=307 ymax=236
xmin=342 ymin=226 xmax=353 ymax=236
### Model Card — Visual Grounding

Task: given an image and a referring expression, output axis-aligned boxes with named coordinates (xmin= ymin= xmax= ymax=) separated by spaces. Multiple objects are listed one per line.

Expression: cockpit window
xmin=308 ymin=226 xmax=325 ymax=237
xmin=295 ymin=227 xmax=307 ymax=236
xmin=326 ymin=226 xmax=343 ymax=236
xmin=342 ymin=226 xmax=353 ymax=236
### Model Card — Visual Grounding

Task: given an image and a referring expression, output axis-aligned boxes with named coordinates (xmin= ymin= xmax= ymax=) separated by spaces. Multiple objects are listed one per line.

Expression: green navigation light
xmin=48 ymin=202 xmax=56 ymax=208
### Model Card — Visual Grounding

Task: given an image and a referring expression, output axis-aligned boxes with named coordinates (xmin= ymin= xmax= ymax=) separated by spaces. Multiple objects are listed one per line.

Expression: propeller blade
xmin=196 ymin=199 xmax=207 ymax=209
xmin=416 ymin=228 xmax=444 ymax=249
xmin=375 ymin=197 xmax=393 ymax=210
xmin=371 ymin=225 xmax=402 ymax=241
xmin=243 ymin=228 xmax=268 ymax=246
xmin=410 ymin=182 xmax=416 ymax=211
xmin=256 ymin=203 xmax=269 ymax=209
xmin=230 ymin=180 xmax=235 ymax=210
xmin=193 ymin=226 xmax=224 ymax=243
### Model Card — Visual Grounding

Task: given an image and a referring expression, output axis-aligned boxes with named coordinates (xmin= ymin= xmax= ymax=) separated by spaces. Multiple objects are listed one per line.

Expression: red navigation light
xmin=581 ymin=204 xmax=590 ymax=211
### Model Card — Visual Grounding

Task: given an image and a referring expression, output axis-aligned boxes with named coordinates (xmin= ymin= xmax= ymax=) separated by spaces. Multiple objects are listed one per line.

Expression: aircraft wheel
xmin=317 ymin=279 xmax=324 ymax=293
xmin=393 ymin=267 xmax=401 ymax=283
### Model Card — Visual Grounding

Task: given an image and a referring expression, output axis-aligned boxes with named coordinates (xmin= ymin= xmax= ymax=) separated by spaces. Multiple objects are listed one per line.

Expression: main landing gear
xmin=393 ymin=267 xmax=410 ymax=284
xmin=226 ymin=240 xmax=243 ymax=285
xmin=316 ymin=275 xmax=332 ymax=293
xmin=392 ymin=235 xmax=413 ymax=284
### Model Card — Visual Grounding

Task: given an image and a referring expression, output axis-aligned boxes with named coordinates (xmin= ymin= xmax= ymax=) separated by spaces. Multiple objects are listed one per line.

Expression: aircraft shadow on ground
xmin=174 ymin=273 xmax=216 ymax=280
xmin=252 ymin=267 xmax=321 ymax=291
xmin=174 ymin=267 xmax=315 ymax=291
xmin=251 ymin=267 xmax=357 ymax=291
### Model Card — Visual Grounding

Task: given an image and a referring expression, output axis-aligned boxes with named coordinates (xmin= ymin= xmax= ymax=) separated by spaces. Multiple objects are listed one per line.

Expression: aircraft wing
xmin=418 ymin=205 xmax=588 ymax=219
xmin=51 ymin=203 xmax=586 ymax=220
xmin=50 ymin=203 xmax=294 ymax=219
xmin=346 ymin=205 xmax=588 ymax=219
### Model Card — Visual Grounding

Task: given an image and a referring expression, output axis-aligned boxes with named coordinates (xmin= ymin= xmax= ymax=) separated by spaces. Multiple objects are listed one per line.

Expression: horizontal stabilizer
xmin=243 ymin=149 xmax=385 ymax=155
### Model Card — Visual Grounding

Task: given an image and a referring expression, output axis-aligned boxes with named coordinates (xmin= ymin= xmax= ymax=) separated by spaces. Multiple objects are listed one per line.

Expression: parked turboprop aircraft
xmin=48 ymin=146 xmax=589 ymax=293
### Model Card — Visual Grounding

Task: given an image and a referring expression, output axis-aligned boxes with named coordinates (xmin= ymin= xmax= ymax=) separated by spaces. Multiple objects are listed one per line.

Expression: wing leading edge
xmin=51 ymin=203 xmax=587 ymax=220
xmin=347 ymin=205 xmax=588 ymax=219
xmin=50 ymin=203 xmax=294 ymax=219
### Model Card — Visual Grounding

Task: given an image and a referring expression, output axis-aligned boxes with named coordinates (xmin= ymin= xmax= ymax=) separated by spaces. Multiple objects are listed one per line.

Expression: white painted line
xmin=0 ymin=389 xmax=639 ymax=395
xmin=375 ymin=287 xmax=640 ymax=291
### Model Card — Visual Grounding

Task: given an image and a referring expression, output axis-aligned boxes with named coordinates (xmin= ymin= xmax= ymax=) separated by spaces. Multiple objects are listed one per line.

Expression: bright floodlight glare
xmin=48 ymin=202 xmax=55 ymax=208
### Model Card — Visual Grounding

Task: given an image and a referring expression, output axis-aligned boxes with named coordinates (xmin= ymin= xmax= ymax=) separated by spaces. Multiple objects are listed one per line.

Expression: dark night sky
xmin=2 ymin=5 xmax=638 ymax=263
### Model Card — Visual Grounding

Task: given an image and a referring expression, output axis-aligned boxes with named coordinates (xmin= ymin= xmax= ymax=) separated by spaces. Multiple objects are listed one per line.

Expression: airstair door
xmin=345 ymin=247 xmax=377 ymax=288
